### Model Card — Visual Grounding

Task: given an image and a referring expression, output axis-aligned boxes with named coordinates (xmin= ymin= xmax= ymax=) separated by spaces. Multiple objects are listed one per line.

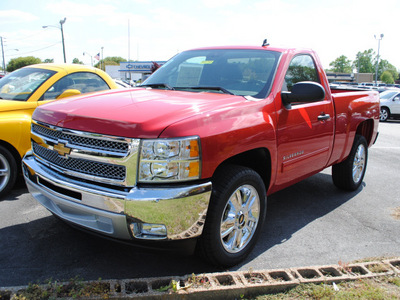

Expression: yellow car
xmin=0 ymin=63 xmax=118 ymax=198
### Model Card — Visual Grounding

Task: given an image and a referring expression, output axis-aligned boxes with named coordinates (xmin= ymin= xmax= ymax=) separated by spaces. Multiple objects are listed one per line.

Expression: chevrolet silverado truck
xmin=22 ymin=44 xmax=379 ymax=267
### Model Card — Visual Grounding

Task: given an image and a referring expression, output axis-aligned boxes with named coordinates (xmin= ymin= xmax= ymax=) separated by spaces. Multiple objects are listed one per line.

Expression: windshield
xmin=380 ymin=90 xmax=399 ymax=100
xmin=142 ymin=49 xmax=281 ymax=98
xmin=0 ymin=68 xmax=56 ymax=101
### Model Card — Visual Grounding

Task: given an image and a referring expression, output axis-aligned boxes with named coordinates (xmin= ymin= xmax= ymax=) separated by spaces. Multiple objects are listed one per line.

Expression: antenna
xmin=262 ymin=39 xmax=269 ymax=47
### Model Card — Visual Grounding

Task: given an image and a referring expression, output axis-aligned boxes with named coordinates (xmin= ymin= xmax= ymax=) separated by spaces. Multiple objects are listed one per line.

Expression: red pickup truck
xmin=22 ymin=44 xmax=379 ymax=267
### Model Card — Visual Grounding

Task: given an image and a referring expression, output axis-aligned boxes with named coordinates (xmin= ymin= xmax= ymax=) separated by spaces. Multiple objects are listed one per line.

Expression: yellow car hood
xmin=0 ymin=100 xmax=38 ymax=113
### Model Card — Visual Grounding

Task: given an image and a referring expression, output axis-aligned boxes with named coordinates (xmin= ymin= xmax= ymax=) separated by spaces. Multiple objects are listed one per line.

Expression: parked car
xmin=114 ymin=79 xmax=132 ymax=88
xmin=0 ymin=63 xmax=118 ymax=198
xmin=379 ymin=89 xmax=400 ymax=121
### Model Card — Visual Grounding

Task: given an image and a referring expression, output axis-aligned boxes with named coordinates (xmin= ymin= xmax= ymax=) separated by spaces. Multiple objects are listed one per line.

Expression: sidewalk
xmin=1 ymin=257 xmax=399 ymax=299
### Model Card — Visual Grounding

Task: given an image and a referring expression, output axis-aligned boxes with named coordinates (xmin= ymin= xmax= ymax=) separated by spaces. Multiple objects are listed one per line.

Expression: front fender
xmin=0 ymin=109 xmax=36 ymax=158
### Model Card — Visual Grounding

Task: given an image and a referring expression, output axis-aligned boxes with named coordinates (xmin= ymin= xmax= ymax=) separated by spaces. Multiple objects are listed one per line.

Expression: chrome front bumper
xmin=22 ymin=152 xmax=212 ymax=241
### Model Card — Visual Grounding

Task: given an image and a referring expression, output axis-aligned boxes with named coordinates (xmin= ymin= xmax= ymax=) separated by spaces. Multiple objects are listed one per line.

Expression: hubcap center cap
xmin=237 ymin=212 xmax=245 ymax=227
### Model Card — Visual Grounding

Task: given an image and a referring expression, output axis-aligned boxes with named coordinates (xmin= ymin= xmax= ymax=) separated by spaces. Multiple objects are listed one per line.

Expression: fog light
xmin=130 ymin=222 xmax=167 ymax=240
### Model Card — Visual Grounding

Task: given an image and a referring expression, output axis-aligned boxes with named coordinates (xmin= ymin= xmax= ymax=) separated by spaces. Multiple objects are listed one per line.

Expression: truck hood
xmin=32 ymin=88 xmax=244 ymax=138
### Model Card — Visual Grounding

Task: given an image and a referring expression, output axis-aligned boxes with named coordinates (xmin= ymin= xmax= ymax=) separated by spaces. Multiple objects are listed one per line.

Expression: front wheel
xmin=332 ymin=135 xmax=368 ymax=191
xmin=197 ymin=165 xmax=267 ymax=267
xmin=0 ymin=145 xmax=18 ymax=199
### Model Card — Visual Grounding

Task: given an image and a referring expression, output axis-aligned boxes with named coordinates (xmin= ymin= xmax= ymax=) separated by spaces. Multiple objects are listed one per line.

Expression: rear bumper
xmin=22 ymin=152 xmax=212 ymax=241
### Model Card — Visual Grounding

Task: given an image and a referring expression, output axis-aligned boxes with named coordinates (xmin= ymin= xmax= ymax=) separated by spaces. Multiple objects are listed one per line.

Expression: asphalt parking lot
xmin=1 ymin=121 xmax=399 ymax=288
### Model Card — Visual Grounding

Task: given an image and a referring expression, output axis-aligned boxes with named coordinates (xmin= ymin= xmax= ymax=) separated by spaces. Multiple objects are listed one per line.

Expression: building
xmin=325 ymin=72 xmax=374 ymax=84
xmin=106 ymin=61 xmax=166 ymax=84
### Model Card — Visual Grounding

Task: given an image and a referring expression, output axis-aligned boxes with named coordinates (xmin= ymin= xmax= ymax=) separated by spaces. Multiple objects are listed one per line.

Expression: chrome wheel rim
xmin=353 ymin=144 xmax=366 ymax=184
xmin=0 ymin=153 xmax=11 ymax=192
xmin=380 ymin=109 xmax=388 ymax=121
xmin=220 ymin=185 xmax=260 ymax=253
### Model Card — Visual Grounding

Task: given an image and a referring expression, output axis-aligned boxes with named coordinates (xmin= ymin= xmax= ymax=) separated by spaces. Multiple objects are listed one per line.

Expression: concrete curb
xmin=1 ymin=258 xmax=399 ymax=299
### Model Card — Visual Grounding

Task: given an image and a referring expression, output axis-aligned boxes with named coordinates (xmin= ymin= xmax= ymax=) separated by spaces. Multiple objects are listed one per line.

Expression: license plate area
xmin=38 ymin=177 xmax=82 ymax=201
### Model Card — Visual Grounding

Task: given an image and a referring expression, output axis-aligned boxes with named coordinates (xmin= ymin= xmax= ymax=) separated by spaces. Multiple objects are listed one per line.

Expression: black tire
xmin=380 ymin=107 xmax=390 ymax=122
xmin=0 ymin=145 xmax=18 ymax=199
xmin=332 ymin=135 xmax=368 ymax=191
xmin=197 ymin=165 xmax=267 ymax=267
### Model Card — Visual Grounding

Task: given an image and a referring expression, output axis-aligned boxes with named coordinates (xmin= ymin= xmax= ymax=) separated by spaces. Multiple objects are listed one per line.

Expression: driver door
xmin=275 ymin=54 xmax=334 ymax=189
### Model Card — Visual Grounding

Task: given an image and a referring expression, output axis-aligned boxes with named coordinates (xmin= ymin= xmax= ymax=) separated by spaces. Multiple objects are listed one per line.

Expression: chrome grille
xmin=33 ymin=143 xmax=126 ymax=180
xmin=32 ymin=123 xmax=129 ymax=154
xmin=31 ymin=121 xmax=140 ymax=186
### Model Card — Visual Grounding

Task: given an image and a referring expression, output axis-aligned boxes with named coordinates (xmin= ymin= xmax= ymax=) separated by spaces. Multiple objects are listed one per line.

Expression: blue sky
xmin=1 ymin=0 xmax=399 ymax=71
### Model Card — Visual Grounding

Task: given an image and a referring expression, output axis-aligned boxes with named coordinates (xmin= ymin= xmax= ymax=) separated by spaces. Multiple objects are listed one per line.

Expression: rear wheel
xmin=380 ymin=107 xmax=390 ymax=122
xmin=332 ymin=135 xmax=368 ymax=191
xmin=0 ymin=145 xmax=18 ymax=199
xmin=197 ymin=165 xmax=267 ymax=267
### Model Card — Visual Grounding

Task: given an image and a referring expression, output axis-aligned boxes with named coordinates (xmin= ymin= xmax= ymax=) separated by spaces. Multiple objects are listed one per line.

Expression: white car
xmin=380 ymin=89 xmax=400 ymax=121
xmin=114 ymin=79 xmax=132 ymax=88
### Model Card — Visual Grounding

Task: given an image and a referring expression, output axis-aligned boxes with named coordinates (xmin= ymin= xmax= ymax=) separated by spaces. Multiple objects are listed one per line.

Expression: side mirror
xmin=394 ymin=96 xmax=400 ymax=101
xmin=56 ymin=89 xmax=81 ymax=100
xmin=281 ymin=82 xmax=325 ymax=109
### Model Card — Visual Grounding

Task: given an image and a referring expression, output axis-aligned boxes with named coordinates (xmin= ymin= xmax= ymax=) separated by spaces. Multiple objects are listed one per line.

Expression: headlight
xmin=138 ymin=136 xmax=201 ymax=182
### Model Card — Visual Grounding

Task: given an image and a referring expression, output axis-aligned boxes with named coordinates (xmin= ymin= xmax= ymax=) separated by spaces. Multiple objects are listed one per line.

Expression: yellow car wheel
xmin=0 ymin=145 xmax=17 ymax=199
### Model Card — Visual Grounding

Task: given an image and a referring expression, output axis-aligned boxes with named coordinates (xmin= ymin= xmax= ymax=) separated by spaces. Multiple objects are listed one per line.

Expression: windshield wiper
xmin=175 ymin=86 xmax=234 ymax=95
xmin=140 ymin=83 xmax=175 ymax=90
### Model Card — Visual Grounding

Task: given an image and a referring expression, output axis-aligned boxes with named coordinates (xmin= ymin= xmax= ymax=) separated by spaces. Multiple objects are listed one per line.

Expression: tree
xmin=43 ymin=58 xmax=54 ymax=63
xmin=381 ymin=71 xmax=395 ymax=84
xmin=72 ymin=58 xmax=84 ymax=64
xmin=6 ymin=56 xmax=42 ymax=72
xmin=353 ymin=49 xmax=375 ymax=73
xmin=329 ymin=55 xmax=352 ymax=73
xmin=377 ymin=59 xmax=398 ymax=81
xmin=94 ymin=56 xmax=127 ymax=70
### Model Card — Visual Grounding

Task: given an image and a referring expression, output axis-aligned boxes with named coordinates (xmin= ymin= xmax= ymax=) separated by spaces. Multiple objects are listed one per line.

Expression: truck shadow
xmin=237 ymin=170 xmax=363 ymax=268
xmin=0 ymin=171 xmax=362 ymax=287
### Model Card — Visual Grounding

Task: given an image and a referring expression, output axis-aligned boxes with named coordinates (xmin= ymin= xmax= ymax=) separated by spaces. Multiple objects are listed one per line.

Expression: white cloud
xmin=0 ymin=10 xmax=38 ymax=25
xmin=45 ymin=1 xmax=117 ymax=17
xmin=201 ymin=0 xmax=241 ymax=8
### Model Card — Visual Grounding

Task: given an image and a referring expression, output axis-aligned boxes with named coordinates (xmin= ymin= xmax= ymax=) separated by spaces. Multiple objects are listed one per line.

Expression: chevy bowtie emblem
xmin=53 ymin=142 xmax=71 ymax=157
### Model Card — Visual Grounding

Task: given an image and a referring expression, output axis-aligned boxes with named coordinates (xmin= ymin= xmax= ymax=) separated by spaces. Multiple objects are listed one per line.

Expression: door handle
xmin=318 ymin=113 xmax=330 ymax=121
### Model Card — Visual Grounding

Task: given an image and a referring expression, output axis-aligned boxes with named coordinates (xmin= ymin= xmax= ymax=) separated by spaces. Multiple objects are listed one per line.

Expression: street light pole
xmin=101 ymin=47 xmax=104 ymax=71
xmin=83 ymin=52 xmax=93 ymax=66
xmin=374 ymin=33 xmax=384 ymax=85
xmin=43 ymin=17 xmax=66 ymax=63
xmin=0 ymin=36 xmax=5 ymax=73
xmin=59 ymin=18 xmax=66 ymax=63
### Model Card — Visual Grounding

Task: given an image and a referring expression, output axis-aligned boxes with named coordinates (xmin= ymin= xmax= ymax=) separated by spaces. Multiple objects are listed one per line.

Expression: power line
xmin=5 ymin=42 xmax=61 ymax=57
xmin=4 ymin=31 xmax=45 ymax=42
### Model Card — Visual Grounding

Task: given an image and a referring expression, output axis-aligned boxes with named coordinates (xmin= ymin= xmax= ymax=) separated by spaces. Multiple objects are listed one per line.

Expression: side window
xmin=283 ymin=55 xmax=320 ymax=92
xmin=42 ymin=72 xmax=110 ymax=100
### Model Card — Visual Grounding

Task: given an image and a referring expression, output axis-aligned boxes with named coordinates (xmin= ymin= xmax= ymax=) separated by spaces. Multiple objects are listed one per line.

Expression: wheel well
xmin=213 ymin=148 xmax=271 ymax=189
xmin=356 ymin=119 xmax=375 ymax=145
xmin=380 ymin=106 xmax=390 ymax=113
xmin=0 ymin=141 xmax=22 ymax=173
